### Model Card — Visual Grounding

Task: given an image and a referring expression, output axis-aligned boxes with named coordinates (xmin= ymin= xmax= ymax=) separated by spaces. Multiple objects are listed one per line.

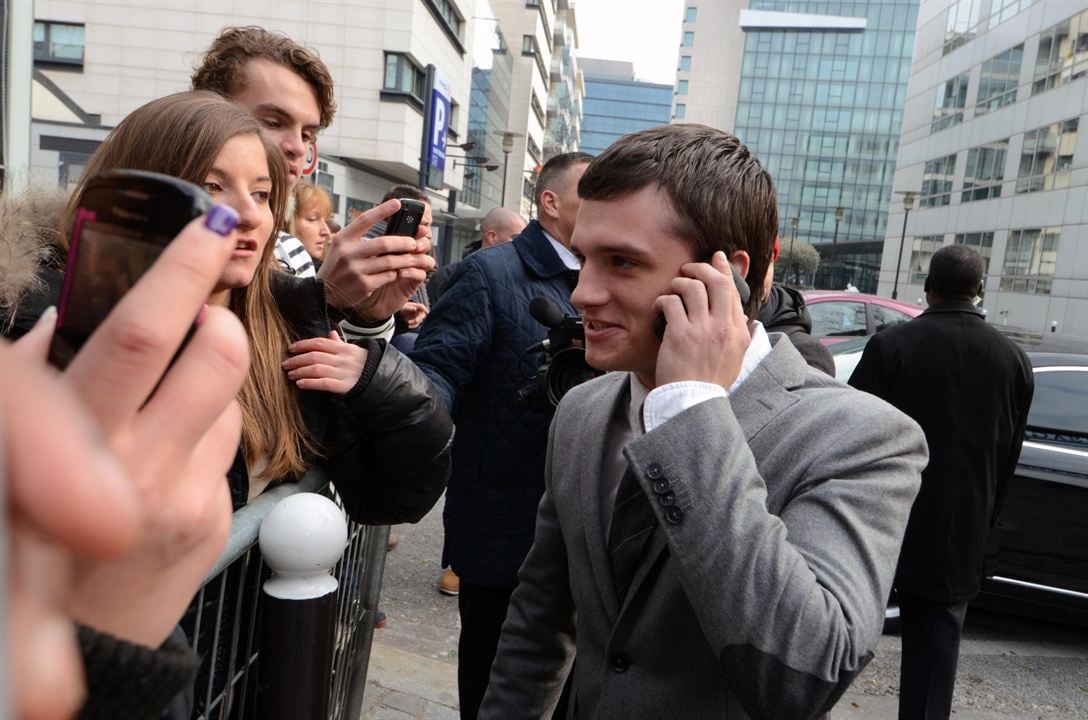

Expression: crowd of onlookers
xmin=2 ymin=22 xmax=1033 ymax=720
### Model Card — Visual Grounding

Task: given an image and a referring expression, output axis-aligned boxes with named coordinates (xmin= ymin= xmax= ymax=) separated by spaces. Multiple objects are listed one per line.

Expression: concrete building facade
xmin=882 ymin=0 xmax=1088 ymax=336
xmin=15 ymin=0 xmax=564 ymax=256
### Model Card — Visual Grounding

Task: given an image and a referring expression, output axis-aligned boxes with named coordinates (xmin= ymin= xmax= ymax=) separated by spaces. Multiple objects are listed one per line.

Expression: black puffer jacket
xmin=227 ymin=271 xmax=453 ymax=524
xmin=411 ymin=220 xmax=577 ymax=587
xmin=757 ymin=284 xmax=836 ymax=377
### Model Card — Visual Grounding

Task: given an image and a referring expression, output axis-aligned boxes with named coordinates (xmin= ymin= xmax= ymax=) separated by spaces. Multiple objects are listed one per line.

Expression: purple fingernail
xmin=205 ymin=204 xmax=240 ymax=236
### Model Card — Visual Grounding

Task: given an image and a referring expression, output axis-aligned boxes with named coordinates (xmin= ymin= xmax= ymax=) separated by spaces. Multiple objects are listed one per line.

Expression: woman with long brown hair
xmin=28 ymin=90 xmax=452 ymax=513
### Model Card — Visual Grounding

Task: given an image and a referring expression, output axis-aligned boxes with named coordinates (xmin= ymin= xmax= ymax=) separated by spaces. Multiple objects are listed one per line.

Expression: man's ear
xmin=538 ymin=189 xmax=559 ymax=220
xmin=728 ymin=250 xmax=750 ymax=279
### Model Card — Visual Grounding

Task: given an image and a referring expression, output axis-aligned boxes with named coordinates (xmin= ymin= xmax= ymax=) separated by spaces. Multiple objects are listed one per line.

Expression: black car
xmin=833 ymin=340 xmax=1088 ymax=628
xmin=974 ymin=351 xmax=1088 ymax=626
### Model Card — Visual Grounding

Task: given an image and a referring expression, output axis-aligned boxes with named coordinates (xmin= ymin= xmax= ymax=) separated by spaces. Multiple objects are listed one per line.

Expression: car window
xmin=809 ymin=301 xmax=868 ymax=338
xmin=1027 ymin=369 xmax=1088 ymax=439
xmin=873 ymin=305 xmax=914 ymax=333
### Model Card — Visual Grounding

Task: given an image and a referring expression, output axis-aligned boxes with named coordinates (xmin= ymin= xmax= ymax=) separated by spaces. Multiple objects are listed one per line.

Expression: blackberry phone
xmin=384 ymin=198 xmax=426 ymax=237
xmin=48 ymin=170 xmax=212 ymax=369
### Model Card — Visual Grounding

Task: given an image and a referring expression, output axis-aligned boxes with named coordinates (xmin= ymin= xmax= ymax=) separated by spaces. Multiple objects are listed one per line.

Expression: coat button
xmin=646 ymin=463 xmax=663 ymax=479
xmin=610 ymin=654 xmax=629 ymax=672
xmin=652 ymin=477 xmax=670 ymax=494
xmin=659 ymin=490 xmax=676 ymax=506
xmin=665 ymin=506 xmax=683 ymax=525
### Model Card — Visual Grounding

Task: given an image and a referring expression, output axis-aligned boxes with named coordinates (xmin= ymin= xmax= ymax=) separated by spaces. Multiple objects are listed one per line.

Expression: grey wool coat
xmin=479 ymin=335 xmax=927 ymax=720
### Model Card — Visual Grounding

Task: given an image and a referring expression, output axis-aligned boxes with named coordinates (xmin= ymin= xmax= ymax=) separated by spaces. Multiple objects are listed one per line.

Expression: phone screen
xmin=49 ymin=215 xmax=171 ymax=368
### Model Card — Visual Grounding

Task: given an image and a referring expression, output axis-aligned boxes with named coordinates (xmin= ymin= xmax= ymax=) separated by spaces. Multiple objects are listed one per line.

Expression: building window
xmin=961 ymin=140 xmax=1008 ymax=202
xmin=33 ymin=21 xmax=84 ymax=66
xmin=976 ymin=44 xmax=1023 ymax=114
xmin=423 ymin=0 xmax=464 ymax=40
xmin=526 ymin=0 xmax=540 ymax=5
xmin=931 ymin=74 xmax=969 ymax=132
xmin=988 ymin=0 xmax=1034 ymax=30
xmin=675 ymin=103 xmax=686 ymax=120
xmin=1001 ymin=227 xmax=1060 ymax=294
xmin=685 ymin=7 xmax=698 ymax=23
xmin=382 ymin=52 xmax=427 ymax=105
xmin=910 ymin=235 xmax=945 ymax=284
xmin=920 ymin=154 xmax=956 ymax=207
xmin=530 ymin=91 xmax=545 ymax=125
xmin=522 ymin=35 xmax=549 ymax=88
xmin=677 ymin=80 xmax=689 ymax=95
xmin=1032 ymin=9 xmax=1088 ymax=95
xmin=682 ymin=31 xmax=694 ymax=48
xmin=954 ymin=232 xmax=994 ymax=273
xmin=1016 ymin=118 xmax=1078 ymax=193
xmin=527 ymin=136 xmax=542 ymax=164
xmin=679 ymin=55 xmax=692 ymax=72
xmin=944 ymin=0 xmax=981 ymax=55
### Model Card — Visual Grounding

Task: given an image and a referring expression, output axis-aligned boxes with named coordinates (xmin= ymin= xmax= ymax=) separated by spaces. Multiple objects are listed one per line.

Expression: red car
xmin=803 ymin=291 xmax=923 ymax=345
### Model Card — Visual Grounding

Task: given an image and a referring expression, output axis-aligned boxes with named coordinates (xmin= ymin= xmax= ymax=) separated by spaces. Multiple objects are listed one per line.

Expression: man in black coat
xmin=410 ymin=152 xmax=591 ymax=720
xmin=849 ymin=244 xmax=1034 ymax=720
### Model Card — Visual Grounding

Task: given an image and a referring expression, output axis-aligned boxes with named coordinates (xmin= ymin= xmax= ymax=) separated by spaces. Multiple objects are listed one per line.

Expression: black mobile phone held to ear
xmin=653 ymin=262 xmax=751 ymax=341
xmin=384 ymin=198 xmax=426 ymax=237
xmin=48 ymin=170 xmax=213 ymax=369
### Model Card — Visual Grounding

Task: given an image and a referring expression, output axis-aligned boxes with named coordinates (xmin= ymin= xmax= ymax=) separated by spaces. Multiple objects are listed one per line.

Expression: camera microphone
xmin=529 ymin=296 xmax=565 ymax=329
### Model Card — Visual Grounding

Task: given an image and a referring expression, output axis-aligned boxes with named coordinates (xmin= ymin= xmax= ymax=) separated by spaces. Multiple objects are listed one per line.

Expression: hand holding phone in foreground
xmin=317 ymin=198 xmax=436 ymax=322
xmin=4 ymin=215 xmax=249 ymax=720
xmin=652 ymin=250 xmax=752 ymax=390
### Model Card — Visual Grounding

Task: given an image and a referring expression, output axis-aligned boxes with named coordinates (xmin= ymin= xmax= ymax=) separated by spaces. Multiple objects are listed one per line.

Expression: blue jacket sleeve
xmin=410 ymin=259 xmax=495 ymax=414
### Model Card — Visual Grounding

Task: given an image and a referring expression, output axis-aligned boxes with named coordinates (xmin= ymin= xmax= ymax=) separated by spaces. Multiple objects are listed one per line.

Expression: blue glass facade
xmin=733 ymin=0 xmax=919 ymax=291
xmin=580 ymin=78 xmax=673 ymax=156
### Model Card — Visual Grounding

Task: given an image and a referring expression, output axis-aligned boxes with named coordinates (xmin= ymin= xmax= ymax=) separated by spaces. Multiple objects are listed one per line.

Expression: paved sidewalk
xmin=360 ymin=642 xmax=458 ymax=720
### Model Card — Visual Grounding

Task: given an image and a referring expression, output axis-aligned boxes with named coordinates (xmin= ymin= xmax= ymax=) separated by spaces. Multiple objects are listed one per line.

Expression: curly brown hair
xmin=192 ymin=26 xmax=337 ymax=129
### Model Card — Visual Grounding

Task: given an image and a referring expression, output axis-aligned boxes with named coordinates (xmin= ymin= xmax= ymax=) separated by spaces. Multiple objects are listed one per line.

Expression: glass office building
xmin=732 ymin=0 xmax=919 ymax=291
xmin=579 ymin=58 xmax=673 ymax=156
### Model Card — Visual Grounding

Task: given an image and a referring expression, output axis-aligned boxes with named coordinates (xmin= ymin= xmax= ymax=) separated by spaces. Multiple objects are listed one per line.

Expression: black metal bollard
xmin=255 ymin=493 xmax=347 ymax=720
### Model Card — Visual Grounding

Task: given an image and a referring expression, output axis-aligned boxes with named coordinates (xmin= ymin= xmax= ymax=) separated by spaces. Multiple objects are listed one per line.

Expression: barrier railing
xmin=182 ymin=470 xmax=388 ymax=720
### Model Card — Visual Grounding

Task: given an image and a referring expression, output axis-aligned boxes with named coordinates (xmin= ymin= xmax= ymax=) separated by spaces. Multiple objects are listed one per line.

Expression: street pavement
xmin=361 ymin=497 xmax=1088 ymax=719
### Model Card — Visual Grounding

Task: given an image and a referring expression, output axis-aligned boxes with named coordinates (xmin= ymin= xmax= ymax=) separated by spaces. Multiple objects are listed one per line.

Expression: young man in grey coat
xmin=479 ymin=124 xmax=928 ymax=720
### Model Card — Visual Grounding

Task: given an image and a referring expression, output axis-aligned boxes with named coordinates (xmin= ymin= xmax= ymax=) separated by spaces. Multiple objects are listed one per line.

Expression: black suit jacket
xmin=849 ymin=302 xmax=1034 ymax=603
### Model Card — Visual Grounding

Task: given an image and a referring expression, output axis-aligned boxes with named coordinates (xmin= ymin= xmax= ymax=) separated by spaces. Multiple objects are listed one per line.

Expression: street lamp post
xmin=892 ymin=191 xmax=915 ymax=300
xmin=828 ymin=206 xmax=844 ymax=289
xmin=496 ymin=132 xmax=520 ymax=208
xmin=787 ymin=215 xmax=799 ymax=286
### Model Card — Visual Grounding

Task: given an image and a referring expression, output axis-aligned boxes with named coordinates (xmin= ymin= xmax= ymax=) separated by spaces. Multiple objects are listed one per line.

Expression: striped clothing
xmin=274 ymin=231 xmax=315 ymax=278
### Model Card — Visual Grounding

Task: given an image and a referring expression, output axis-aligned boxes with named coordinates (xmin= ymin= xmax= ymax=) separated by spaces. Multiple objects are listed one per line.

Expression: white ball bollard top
xmin=259 ymin=492 xmax=348 ymax=600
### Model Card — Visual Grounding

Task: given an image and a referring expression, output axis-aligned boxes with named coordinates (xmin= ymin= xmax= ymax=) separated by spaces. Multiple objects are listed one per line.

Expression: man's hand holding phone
xmin=317 ymin=199 xmax=436 ymax=323
xmin=652 ymin=251 xmax=751 ymax=390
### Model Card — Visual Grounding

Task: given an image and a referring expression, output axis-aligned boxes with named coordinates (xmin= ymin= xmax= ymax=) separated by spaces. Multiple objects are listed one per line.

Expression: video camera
xmin=518 ymin=297 xmax=601 ymax=411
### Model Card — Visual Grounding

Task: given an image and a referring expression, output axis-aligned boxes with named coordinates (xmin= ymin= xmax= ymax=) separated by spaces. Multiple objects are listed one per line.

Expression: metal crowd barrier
xmin=181 ymin=470 xmax=391 ymax=720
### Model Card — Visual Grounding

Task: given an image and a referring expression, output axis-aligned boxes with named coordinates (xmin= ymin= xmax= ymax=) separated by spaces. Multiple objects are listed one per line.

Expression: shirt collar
xmin=541 ymin=228 xmax=581 ymax=271
xmin=626 ymin=320 xmax=773 ymax=424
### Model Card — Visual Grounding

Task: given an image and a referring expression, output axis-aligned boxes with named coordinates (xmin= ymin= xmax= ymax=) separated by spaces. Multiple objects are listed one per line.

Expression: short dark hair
xmin=926 ymin=244 xmax=985 ymax=299
xmin=534 ymin=152 xmax=593 ymax=210
xmin=578 ymin=124 xmax=777 ymax=317
xmin=381 ymin=184 xmax=430 ymax=205
xmin=192 ymin=26 xmax=337 ymax=129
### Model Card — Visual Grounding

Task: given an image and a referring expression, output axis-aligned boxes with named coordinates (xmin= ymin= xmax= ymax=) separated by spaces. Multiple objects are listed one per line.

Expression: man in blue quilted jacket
xmin=411 ymin=151 xmax=591 ymax=720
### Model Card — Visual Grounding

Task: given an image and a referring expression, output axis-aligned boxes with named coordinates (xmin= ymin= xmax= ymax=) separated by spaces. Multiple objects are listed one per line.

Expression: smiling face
xmin=230 ymin=59 xmax=321 ymax=189
xmin=204 ymin=134 xmax=275 ymax=304
xmin=294 ymin=200 xmax=331 ymax=260
xmin=571 ymin=184 xmax=697 ymax=388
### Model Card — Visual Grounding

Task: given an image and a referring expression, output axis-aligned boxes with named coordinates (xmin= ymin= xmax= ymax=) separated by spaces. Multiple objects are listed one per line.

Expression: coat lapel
xmin=575 ymin=372 xmax=630 ymax=625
